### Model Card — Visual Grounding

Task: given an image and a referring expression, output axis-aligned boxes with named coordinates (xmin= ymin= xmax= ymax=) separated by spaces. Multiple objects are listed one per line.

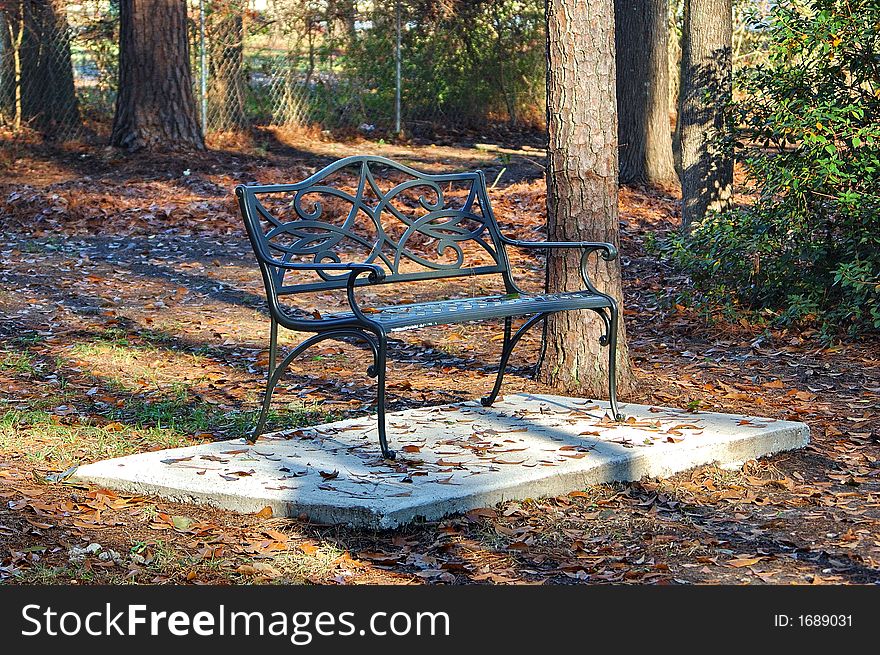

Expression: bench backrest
xmin=235 ymin=155 xmax=515 ymax=296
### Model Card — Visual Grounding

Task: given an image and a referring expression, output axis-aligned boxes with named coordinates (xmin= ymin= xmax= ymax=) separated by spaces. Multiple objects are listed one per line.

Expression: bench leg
xmin=249 ymin=328 xmax=379 ymax=444
xmin=605 ymin=301 xmax=624 ymax=422
xmin=251 ymin=318 xmax=279 ymax=442
xmin=480 ymin=317 xmax=512 ymax=407
xmin=268 ymin=317 xmax=278 ymax=379
xmin=481 ymin=314 xmax=546 ymax=407
xmin=368 ymin=332 xmax=395 ymax=460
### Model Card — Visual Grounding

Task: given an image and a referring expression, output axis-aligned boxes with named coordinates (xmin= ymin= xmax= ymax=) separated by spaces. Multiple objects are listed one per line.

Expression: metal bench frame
xmin=235 ymin=155 xmax=623 ymax=459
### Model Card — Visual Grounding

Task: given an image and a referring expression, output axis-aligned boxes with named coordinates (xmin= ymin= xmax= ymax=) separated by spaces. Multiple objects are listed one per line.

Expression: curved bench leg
xmin=605 ymin=301 xmax=624 ymax=421
xmin=372 ymin=333 xmax=396 ymax=460
xmin=268 ymin=317 xmax=278 ymax=379
xmin=250 ymin=328 xmax=378 ymax=444
xmin=481 ymin=314 xmax=546 ymax=407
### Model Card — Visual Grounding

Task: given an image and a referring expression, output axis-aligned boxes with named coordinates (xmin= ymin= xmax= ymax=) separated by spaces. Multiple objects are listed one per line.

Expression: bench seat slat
xmin=327 ymin=290 xmax=612 ymax=330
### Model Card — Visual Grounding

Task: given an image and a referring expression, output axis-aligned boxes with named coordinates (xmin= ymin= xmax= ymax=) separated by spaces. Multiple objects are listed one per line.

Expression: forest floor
xmin=1 ymin=128 xmax=879 ymax=585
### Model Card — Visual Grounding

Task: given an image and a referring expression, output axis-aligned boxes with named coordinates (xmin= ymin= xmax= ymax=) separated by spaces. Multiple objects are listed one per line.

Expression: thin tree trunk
xmin=615 ymin=0 xmax=677 ymax=188
xmin=207 ymin=0 xmax=248 ymax=132
xmin=11 ymin=6 xmax=21 ymax=131
xmin=676 ymin=0 xmax=733 ymax=230
xmin=330 ymin=0 xmax=357 ymax=41
xmin=538 ymin=0 xmax=634 ymax=398
xmin=19 ymin=0 xmax=80 ymax=139
xmin=110 ymin=0 xmax=204 ymax=151
xmin=1 ymin=7 xmax=25 ymax=131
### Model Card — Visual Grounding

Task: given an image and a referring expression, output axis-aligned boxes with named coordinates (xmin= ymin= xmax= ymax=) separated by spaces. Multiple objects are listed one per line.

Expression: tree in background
xmin=667 ymin=0 xmax=880 ymax=336
xmin=206 ymin=0 xmax=248 ymax=132
xmin=346 ymin=0 xmax=545 ymax=130
xmin=614 ymin=0 xmax=677 ymax=188
xmin=0 ymin=0 xmax=79 ymax=139
xmin=538 ymin=0 xmax=634 ymax=398
xmin=676 ymin=0 xmax=733 ymax=230
xmin=110 ymin=0 xmax=203 ymax=150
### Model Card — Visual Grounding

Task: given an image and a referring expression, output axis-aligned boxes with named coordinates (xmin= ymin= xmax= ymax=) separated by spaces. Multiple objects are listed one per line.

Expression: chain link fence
xmin=193 ymin=0 xmax=548 ymax=136
xmin=0 ymin=0 xmax=546 ymax=142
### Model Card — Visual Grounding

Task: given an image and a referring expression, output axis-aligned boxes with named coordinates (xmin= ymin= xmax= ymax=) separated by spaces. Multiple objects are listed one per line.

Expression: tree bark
xmin=0 ymin=8 xmax=22 ymax=128
xmin=538 ymin=0 xmax=634 ymax=398
xmin=676 ymin=0 xmax=733 ymax=230
xmin=110 ymin=0 xmax=204 ymax=151
xmin=206 ymin=0 xmax=248 ymax=132
xmin=1 ymin=1 xmax=80 ymax=138
xmin=329 ymin=0 xmax=357 ymax=42
xmin=614 ymin=0 xmax=677 ymax=188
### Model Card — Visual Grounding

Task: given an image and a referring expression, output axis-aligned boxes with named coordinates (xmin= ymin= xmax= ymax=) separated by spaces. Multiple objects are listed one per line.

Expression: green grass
xmin=14 ymin=563 xmax=100 ymax=585
xmin=0 ymin=409 xmax=194 ymax=465
xmin=1 ymin=332 xmax=340 ymax=467
xmin=0 ymin=351 xmax=36 ymax=374
xmin=69 ymin=327 xmax=133 ymax=351
xmin=6 ymin=333 xmax=45 ymax=347
xmin=0 ymin=389 xmax=338 ymax=466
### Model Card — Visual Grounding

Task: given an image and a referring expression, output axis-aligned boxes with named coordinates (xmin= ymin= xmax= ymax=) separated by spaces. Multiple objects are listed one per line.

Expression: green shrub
xmin=667 ymin=0 xmax=880 ymax=336
xmin=343 ymin=0 xmax=546 ymax=130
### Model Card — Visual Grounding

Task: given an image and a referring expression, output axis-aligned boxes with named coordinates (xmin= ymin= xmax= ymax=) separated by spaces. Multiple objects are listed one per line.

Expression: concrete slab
xmin=71 ymin=393 xmax=809 ymax=529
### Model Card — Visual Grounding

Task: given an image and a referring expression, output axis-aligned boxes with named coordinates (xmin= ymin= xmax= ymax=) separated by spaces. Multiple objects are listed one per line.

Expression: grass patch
xmin=0 ymin=391 xmax=338 ymax=466
xmin=67 ymin=341 xmax=163 ymax=388
xmin=6 ymin=333 xmax=45 ymax=347
xmin=0 ymin=409 xmax=195 ymax=465
xmin=13 ymin=563 xmax=99 ymax=584
xmin=0 ymin=350 xmax=36 ymax=374
xmin=247 ymin=542 xmax=345 ymax=584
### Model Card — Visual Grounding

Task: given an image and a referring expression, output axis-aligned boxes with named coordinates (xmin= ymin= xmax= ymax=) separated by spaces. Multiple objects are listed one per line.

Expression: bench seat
xmin=329 ymin=290 xmax=614 ymax=330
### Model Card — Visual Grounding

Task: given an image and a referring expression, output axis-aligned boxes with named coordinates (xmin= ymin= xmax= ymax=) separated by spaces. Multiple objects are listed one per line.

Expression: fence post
xmin=199 ymin=0 xmax=207 ymax=136
xmin=395 ymin=0 xmax=401 ymax=134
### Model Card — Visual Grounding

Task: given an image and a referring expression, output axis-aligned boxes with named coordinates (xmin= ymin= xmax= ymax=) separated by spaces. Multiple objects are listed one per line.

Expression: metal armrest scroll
xmin=269 ymin=260 xmax=386 ymax=327
xmin=500 ymin=237 xmax=618 ymax=296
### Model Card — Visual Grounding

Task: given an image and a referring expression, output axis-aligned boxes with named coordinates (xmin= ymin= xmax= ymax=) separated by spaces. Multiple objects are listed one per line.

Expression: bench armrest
xmin=500 ymin=237 xmax=618 ymax=261
xmin=500 ymin=237 xmax=618 ymax=297
xmin=267 ymin=261 xmax=387 ymax=329
xmin=271 ymin=260 xmax=387 ymax=284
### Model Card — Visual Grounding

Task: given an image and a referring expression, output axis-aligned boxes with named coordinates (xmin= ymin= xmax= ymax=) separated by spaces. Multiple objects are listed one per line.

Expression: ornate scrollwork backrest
xmin=237 ymin=155 xmax=512 ymax=294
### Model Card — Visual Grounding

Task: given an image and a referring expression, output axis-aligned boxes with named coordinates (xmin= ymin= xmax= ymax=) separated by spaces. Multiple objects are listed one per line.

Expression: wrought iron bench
xmin=235 ymin=155 xmax=622 ymax=459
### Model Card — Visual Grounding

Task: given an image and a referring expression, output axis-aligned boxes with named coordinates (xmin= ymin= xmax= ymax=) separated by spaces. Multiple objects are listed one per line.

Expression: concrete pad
xmin=71 ymin=393 xmax=809 ymax=529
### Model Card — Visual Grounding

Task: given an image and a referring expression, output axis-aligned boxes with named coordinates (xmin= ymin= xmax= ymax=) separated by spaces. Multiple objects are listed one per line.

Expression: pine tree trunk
xmin=676 ymin=0 xmax=733 ymax=230
xmin=110 ymin=0 xmax=204 ymax=151
xmin=207 ymin=0 xmax=247 ymax=132
xmin=538 ymin=0 xmax=634 ymax=398
xmin=0 ymin=9 xmax=20 ymax=127
xmin=21 ymin=0 xmax=80 ymax=138
xmin=615 ymin=0 xmax=677 ymax=188
xmin=1 ymin=1 xmax=79 ymax=138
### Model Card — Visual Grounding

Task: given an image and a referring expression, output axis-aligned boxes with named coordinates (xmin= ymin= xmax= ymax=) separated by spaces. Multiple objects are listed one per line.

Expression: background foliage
xmin=666 ymin=0 xmax=880 ymax=336
xmin=0 ymin=0 xmax=547 ymax=138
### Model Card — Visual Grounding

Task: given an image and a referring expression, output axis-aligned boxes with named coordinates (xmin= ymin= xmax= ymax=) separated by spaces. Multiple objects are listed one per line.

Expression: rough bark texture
xmin=110 ymin=0 xmax=204 ymax=151
xmin=676 ymin=0 xmax=733 ymax=230
xmin=538 ymin=0 xmax=634 ymax=397
xmin=614 ymin=0 xmax=677 ymax=188
xmin=207 ymin=0 xmax=248 ymax=132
